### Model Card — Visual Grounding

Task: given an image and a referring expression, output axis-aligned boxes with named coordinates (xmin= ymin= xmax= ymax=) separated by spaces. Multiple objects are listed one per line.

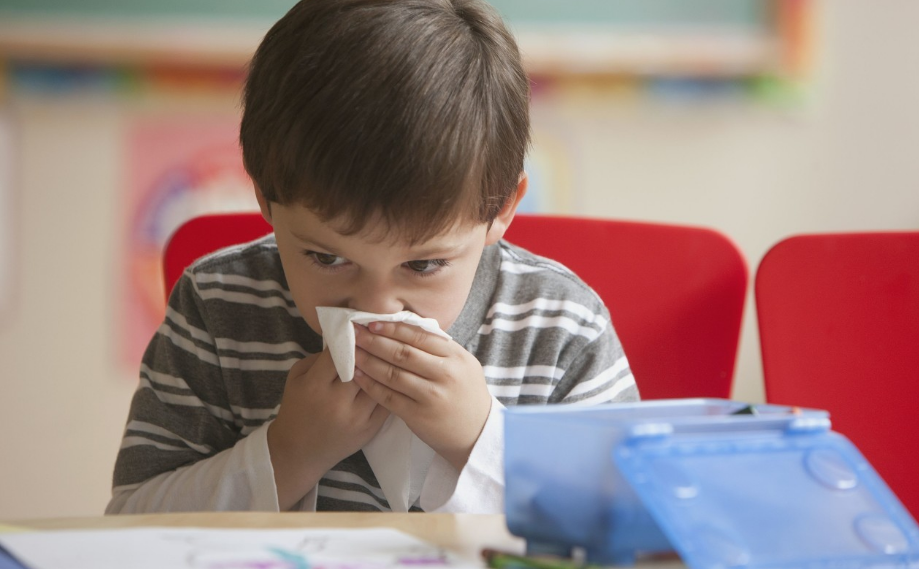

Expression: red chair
xmin=756 ymin=232 xmax=919 ymax=519
xmin=162 ymin=212 xmax=273 ymax=303
xmin=164 ymin=213 xmax=748 ymax=400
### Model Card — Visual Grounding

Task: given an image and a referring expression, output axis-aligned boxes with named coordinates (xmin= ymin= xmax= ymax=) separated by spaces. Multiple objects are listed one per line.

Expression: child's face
xmin=264 ymin=202 xmax=507 ymax=336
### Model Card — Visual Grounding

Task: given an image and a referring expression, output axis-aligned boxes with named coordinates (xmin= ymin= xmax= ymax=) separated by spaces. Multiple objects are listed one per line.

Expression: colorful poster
xmin=121 ymin=116 xmax=258 ymax=369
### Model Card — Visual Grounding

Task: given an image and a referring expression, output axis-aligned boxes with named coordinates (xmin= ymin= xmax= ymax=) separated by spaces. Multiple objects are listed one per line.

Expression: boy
xmin=107 ymin=0 xmax=637 ymax=514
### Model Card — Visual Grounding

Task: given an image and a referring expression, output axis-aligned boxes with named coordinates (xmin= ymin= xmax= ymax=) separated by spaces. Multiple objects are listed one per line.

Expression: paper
xmin=0 ymin=527 xmax=478 ymax=569
xmin=315 ymin=307 xmax=451 ymax=512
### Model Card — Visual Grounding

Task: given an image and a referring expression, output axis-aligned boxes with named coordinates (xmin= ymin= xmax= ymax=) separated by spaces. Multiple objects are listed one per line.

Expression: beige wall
xmin=2 ymin=0 xmax=918 ymax=519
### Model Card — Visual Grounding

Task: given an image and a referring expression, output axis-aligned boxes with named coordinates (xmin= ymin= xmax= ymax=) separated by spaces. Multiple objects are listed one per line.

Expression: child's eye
xmin=304 ymin=250 xmax=348 ymax=269
xmin=404 ymin=259 xmax=450 ymax=276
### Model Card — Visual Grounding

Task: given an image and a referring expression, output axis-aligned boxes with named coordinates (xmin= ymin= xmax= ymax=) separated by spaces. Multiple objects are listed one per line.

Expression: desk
xmin=5 ymin=513 xmax=522 ymax=562
xmin=4 ymin=513 xmax=687 ymax=568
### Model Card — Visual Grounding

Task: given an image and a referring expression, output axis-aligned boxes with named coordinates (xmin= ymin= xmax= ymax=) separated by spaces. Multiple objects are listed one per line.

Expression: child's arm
xmin=108 ymin=271 xmax=387 ymax=513
xmin=106 ymin=424 xmax=279 ymax=513
xmin=550 ymin=322 xmax=639 ymax=406
xmin=107 ymin=273 xmax=279 ymax=513
xmin=107 ymin=348 xmax=387 ymax=514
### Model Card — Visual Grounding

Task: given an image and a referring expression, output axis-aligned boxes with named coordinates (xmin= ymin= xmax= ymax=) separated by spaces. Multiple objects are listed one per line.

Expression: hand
xmin=352 ymin=321 xmax=493 ymax=471
xmin=267 ymin=349 xmax=390 ymax=510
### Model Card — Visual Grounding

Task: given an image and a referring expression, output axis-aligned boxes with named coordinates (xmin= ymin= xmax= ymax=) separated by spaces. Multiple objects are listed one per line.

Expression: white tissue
xmin=314 ymin=307 xmax=452 ymax=511
xmin=315 ymin=307 xmax=451 ymax=382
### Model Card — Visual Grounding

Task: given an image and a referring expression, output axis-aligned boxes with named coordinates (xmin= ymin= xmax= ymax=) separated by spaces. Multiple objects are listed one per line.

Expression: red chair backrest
xmin=505 ymin=215 xmax=747 ymax=400
xmin=163 ymin=212 xmax=273 ymax=301
xmin=756 ymin=232 xmax=919 ymax=519
xmin=164 ymin=212 xmax=748 ymax=400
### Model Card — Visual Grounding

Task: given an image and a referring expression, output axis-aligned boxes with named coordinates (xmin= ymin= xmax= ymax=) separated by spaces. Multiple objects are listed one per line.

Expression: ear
xmin=485 ymin=172 xmax=528 ymax=246
xmin=254 ymin=184 xmax=273 ymax=225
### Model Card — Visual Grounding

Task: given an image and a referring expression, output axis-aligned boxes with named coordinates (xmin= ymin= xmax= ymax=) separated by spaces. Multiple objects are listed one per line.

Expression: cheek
xmin=289 ymin=288 xmax=322 ymax=334
xmin=414 ymin=263 xmax=479 ymax=329
xmin=285 ymin=273 xmax=337 ymax=333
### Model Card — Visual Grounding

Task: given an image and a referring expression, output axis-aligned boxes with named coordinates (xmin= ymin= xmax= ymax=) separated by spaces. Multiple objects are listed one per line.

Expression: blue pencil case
xmin=503 ymin=398 xmax=919 ymax=568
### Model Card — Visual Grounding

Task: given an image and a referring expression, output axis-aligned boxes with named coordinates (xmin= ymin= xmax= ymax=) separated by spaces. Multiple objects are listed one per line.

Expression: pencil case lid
xmin=614 ymin=423 xmax=919 ymax=569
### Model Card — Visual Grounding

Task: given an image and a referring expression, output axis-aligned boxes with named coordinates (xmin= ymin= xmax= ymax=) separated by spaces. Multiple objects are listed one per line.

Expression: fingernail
xmin=369 ymin=322 xmax=383 ymax=332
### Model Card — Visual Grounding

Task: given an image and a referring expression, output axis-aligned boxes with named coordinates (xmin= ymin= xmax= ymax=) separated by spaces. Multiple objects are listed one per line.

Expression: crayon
xmin=481 ymin=549 xmax=598 ymax=569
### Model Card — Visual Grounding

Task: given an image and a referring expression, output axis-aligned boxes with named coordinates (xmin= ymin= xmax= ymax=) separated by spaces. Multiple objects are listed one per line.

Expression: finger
xmin=288 ymin=351 xmax=319 ymax=373
xmin=352 ymin=388 xmax=390 ymax=421
xmin=354 ymin=344 xmax=429 ymax=401
xmin=355 ymin=325 xmax=446 ymax=380
xmin=364 ymin=321 xmax=452 ymax=357
xmin=287 ymin=351 xmax=321 ymax=378
xmin=352 ymin=367 xmax=414 ymax=414
xmin=368 ymin=401 xmax=391 ymax=428
xmin=350 ymin=375 xmax=379 ymax=405
xmin=293 ymin=348 xmax=340 ymax=385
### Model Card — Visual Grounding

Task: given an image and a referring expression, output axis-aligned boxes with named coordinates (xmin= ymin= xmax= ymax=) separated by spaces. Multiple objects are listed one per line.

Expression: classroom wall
xmin=2 ymin=0 xmax=918 ymax=520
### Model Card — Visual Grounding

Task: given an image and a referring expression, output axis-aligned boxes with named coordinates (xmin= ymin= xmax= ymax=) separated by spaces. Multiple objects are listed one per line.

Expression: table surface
xmin=3 ymin=512 xmax=688 ymax=568
xmin=3 ymin=512 xmax=524 ymax=562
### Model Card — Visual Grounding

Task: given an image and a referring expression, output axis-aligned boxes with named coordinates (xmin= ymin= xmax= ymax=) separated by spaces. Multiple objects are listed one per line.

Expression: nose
xmin=348 ymin=275 xmax=406 ymax=315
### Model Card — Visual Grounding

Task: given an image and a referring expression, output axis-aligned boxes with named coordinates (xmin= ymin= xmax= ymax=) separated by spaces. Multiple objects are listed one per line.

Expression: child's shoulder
xmin=493 ymin=239 xmax=605 ymax=309
xmin=167 ymin=232 xmax=316 ymax=349
xmin=182 ymin=233 xmax=287 ymax=290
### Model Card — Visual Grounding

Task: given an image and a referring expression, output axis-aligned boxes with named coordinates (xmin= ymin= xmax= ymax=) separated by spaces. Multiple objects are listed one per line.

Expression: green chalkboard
xmin=0 ymin=0 xmax=770 ymax=27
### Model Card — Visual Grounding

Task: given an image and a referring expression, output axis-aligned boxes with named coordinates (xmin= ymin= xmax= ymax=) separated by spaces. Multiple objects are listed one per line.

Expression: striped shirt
xmin=107 ymin=235 xmax=637 ymax=514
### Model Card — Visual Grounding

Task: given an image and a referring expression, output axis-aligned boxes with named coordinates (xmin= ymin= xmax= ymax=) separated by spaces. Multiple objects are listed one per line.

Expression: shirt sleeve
xmin=554 ymin=318 xmax=640 ymax=405
xmin=419 ymin=395 xmax=505 ymax=513
xmin=105 ymin=423 xmax=279 ymax=513
xmin=106 ymin=271 xmax=280 ymax=513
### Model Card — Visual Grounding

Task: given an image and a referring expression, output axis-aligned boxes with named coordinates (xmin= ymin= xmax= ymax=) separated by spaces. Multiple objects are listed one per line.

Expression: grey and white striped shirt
xmin=107 ymin=235 xmax=637 ymax=513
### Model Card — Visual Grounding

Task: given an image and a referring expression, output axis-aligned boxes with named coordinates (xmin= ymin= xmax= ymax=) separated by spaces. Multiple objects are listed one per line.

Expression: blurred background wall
xmin=1 ymin=0 xmax=918 ymax=520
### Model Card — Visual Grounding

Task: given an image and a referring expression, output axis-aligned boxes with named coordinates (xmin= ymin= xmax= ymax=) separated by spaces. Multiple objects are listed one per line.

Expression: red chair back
xmin=164 ymin=213 xmax=748 ymax=400
xmin=505 ymin=215 xmax=747 ymax=400
xmin=163 ymin=212 xmax=272 ymax=302
xmin=756 ymin=232 xmax=919 ymax=519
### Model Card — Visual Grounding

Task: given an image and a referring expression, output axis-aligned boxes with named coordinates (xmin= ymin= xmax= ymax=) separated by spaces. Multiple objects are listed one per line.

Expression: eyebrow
xmin=290 ymin=231 xmax=339 ymax=253
xmin=408 ymin=243 xmax=466 ymax=259
xmin=290 ymin=229 xmax=464 ymax=259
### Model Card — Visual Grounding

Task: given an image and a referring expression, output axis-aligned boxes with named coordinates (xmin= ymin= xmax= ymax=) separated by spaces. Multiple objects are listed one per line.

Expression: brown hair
xmin=240 ymin=0 xmax=530 ymax=242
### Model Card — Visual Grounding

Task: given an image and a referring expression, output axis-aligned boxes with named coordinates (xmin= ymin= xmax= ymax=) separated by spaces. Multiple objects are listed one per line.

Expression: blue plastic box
xmin=503 ymin=398 xmax=919 ymax=568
